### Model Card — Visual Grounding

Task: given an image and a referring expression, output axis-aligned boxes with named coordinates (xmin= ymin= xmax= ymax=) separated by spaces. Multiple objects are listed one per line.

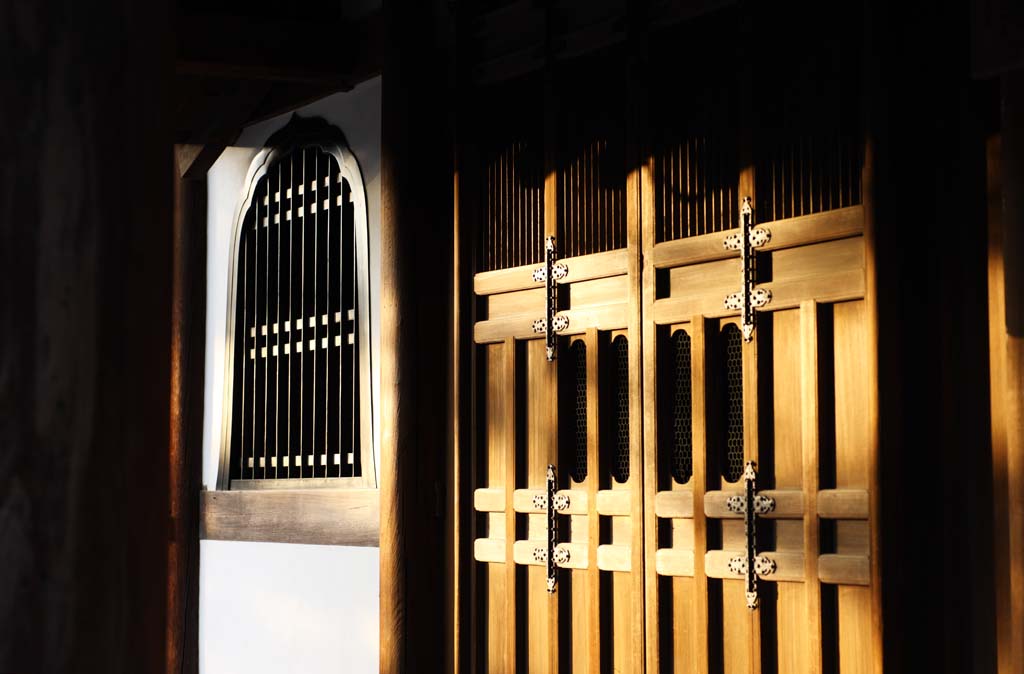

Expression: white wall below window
xmin=200 ymin=76 xmax=382 ymax=674
xmin=199 ymin=542 xmax=379 ymax=674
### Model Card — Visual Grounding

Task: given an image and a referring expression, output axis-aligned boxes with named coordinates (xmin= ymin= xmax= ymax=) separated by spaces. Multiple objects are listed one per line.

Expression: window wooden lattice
xmin=222 ymin=130 xmax=374 ymax=489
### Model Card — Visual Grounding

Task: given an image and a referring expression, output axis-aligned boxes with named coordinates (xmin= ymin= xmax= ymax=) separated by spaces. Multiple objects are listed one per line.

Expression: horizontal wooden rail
xmin=705 ymin=550 xmax=804 ymax=582
xmin=704 ymin=489 xmax=804 ymax=518
xmin=655 ymin=549 xmax=695 ymax=577
xmin=474 ymin=249 xmax=628 ymax=296
xmin=474 ymin=537 xmax=506 ymax=563
xmin=200 ymin=488 xmax=379 ymax=546
xmin=474 ymin=302 xmax=628 ymax=343
xmin=817 ymin=489 xmax=869 ymax=519
xmin=818 ymin=554 xmax=870 ymax=585
xmin=651 ymin=205 xmax=864 ymax=269
xmin=512 ymin=489 xmax=589 ymax=515
xmin=595 ymin=489 xmax=632 ymax=516
xmin=654 ymin=490 xmax=695 ymax=518
xmin=597 ymin=544 xmax=632 ymax=572
xmin=512 ymin=540 xmax=588 ymax=569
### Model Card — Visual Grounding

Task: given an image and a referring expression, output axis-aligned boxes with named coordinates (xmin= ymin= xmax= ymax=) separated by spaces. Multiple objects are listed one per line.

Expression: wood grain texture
xmin=380 ymin=3 xmax=452 ymax=668
xmin=0 ymin=4 xmax=174 ymax=671
xmin=474 ymin=248 xmax=629 ymax=295
xmin=1003 ymin=73 xmax=1024 ymax=673
xmin=651 ymin=205 xmax=864 ymax=269
xmin=200 ymin=489 xmax=380 ymax=545
xmin=641 ymin=74 xmax=664 ymax=673
xmin=817 ymin=490 xmax=869 ymax=519
xmin=690 ymin=318 xmax=711 ymax=674
xmin=503 ymin=339 xmax=518 ymax=673
xmin=168 ymin=154 xmax=208 ymax=674
xmin=474 ymin=302 xmax=628 ymax=343
xmin=800 ymin=301 xmax=823 ymax=674
xmin=987 ymin=131 xmax=1014 ymax=674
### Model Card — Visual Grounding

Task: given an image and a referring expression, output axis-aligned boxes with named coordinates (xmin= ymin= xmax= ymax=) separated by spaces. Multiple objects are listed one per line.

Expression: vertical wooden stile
xmin=800 ymin=301 xmax=823 ymax=674
xmin=542 ymin=36 xmax=559 ymax=672
xmin=860 ymin=129 xmax=885 ymax=674
xmin=585 ymin=328 xmax=602 ymax=672
xmin=737 ymin=36 xmax=761 ymax=664
xmin=642 ymin=112 xmax=661 ymax=674
xmin=626 ymin=29 xmax=647 ymax=674
xmin=692 ymin=317 xmax=711 ymax=674
xmin=503 ymin=338 xmax=518 ymax=673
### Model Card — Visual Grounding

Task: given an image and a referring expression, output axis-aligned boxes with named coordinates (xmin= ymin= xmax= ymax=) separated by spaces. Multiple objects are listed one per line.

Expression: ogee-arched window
xmin=218 ymin=117 xmax=374 ymax=490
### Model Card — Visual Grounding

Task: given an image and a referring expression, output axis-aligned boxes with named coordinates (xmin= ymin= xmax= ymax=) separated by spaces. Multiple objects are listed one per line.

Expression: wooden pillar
xmin=0 ymin=0 xmax=173 ymax=672
xmin=865 ymin=0 xmax=996 ymax=670
xmin=380 ymin=0 xmax=454 ymax=670
xmin=999 ymin=67 xmax=1024 ymax=674
xmin=168 ymin=147 xmax=217 ymax=674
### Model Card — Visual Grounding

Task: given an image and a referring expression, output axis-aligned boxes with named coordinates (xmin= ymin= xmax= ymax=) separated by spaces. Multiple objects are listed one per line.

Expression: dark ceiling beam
xmin=468 ymin=0 xmax=737 ymax=84
xmin=176 ymin=9 xmax=382 ymax=87
xmin=173 ymin=78 xmax=272 ymax=145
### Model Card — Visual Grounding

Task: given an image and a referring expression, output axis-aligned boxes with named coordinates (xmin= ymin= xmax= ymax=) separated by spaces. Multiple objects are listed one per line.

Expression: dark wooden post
xmin=168 ymin=147 xmax=215 ymax=674
xmin=865 ymin=0 xmax=997 ymax=670
xmin=0 ymin=1 xmax=174 ymax=671
xmin=999 ymin=67 xmax=1024 ymax=674
xmin=380 ymin=0 xmax=454 ymax=670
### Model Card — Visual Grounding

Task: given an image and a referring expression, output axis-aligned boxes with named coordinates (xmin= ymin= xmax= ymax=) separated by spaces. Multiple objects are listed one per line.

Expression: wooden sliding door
xmin=461 ymin=3 xmax=880 ymax=672
xmin=467 ymin=49 xmax=646 ymax=673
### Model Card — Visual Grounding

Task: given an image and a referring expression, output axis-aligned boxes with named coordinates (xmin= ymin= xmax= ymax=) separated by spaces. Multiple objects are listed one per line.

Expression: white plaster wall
xmin=200 ymin=76 xmax=382 ymax=674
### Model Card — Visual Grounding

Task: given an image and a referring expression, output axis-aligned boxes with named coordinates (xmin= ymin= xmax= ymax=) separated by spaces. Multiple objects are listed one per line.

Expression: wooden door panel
xmin=471 ymin=252 xmax=642 ymax=673
xmin=643 ymin=201 xmax=877 ymax=673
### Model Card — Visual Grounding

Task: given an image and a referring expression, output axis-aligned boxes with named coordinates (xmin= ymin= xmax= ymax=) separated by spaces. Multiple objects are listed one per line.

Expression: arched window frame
xmin=216 ymin=117 xmax=375 ymax=491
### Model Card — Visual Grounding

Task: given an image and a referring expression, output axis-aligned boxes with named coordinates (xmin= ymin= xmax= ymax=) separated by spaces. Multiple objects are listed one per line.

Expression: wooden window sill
xmin=200 ymin=488 xmax=379 ymax=547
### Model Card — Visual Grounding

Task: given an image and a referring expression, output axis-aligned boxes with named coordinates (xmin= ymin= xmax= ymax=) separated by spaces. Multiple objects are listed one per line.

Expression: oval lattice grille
xmin=570 ymin=340 xmax=588 ymax=483
xmin=669 ymin=330 xmax=693 ymax=484
xmin=229 ymin=146 xmax=359 ymax=481
xmin=722 ymin=324 xmax=744 ymax=483
xmin=610 ymin=335 xmax=630 ymax=483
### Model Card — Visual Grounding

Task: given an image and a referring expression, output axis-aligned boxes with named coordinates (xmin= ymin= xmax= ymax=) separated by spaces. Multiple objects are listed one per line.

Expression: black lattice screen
xmin=609 ymin=335 xmax=630 ymax=483
xmin=568 ymin=340 xmax=588 ymax=483
xmin=721 ymin=324 xmax=744 ymax=483
xmin=669 ymin=330 xmax=693 ymax=484
xmin=229 ymin=146 xmax=359 ymax=482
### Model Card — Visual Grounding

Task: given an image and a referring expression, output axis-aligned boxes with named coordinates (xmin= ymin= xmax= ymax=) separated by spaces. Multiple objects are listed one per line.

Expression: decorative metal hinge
xmin=728 ymin=461 xmax=776 ymax=609
xmin=532 ymin=236 xmax=569 ymax=361
xmin=723 ymin=197 xmax=771 ymax=342
xmin=537 ymin=464 xmax=571 ymax=592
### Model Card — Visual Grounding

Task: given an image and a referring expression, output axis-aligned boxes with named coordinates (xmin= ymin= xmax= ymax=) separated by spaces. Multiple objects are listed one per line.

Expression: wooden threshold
xmin=200 ymin=488 xmax=379 ymax=547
